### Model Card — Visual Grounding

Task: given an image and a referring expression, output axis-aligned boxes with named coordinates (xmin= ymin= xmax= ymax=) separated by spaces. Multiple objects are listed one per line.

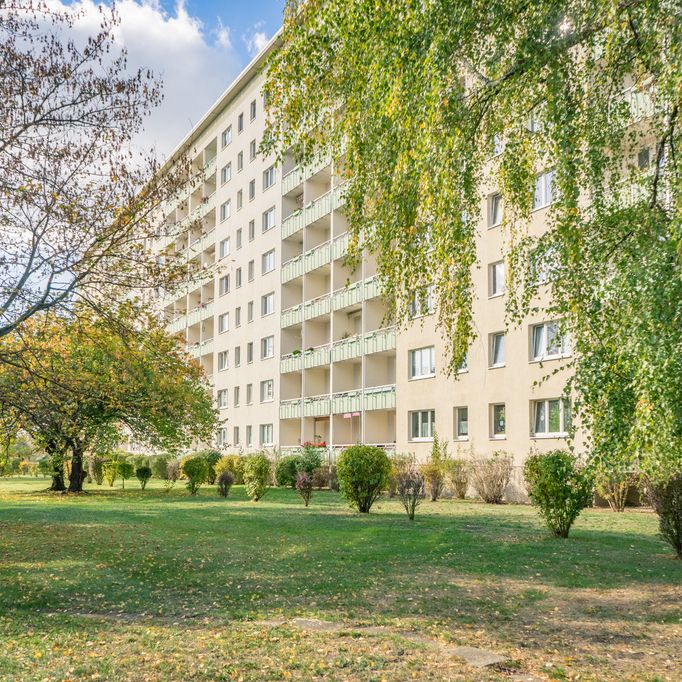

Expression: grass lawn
xmin=0 ymin=477 xmax=680 ymax=682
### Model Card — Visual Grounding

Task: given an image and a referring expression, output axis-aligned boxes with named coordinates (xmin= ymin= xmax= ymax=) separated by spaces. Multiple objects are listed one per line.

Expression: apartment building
xmin=155 ymin=36 xmax=578 ymax=483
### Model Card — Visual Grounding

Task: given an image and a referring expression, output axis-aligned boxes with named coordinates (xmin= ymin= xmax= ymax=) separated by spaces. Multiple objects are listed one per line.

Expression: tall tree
xmin=263 ymin=0 xmax=681 ymax=479
xmin=0 ymin=305 xmax=217 ymax=492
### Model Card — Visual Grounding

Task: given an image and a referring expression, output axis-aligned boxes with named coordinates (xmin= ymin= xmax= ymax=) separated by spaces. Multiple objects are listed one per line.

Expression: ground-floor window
xmin=532 ymin=398 xmax=570 ymax=436
xmin=409 ymin=409 xmax=435 ymax=441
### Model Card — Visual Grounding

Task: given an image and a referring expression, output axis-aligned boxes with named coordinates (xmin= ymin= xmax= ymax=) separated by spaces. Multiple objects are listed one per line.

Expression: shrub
xmin=296 ymin=471 xmax=314 ymax=506
xmin=37 ymin=459 xmax=51 ymax=477
xmin=275 ymin=454 xmax=301 ymax=487
xmin=103 ymin=460 xmax=118 ymax=487
xmin=135 ymin=465 xmax=152 ymax=490
xmin=243 ymin=452 xmax=271 ymax=501
xmin=117 ymin=460 xmax=135 ymax=489
xmin=297 ymin=444 xmax=324 ymax=475
xmin=216 ymin=454 xmax=244 ymax=484
xmin=329 ymin=465 xmax=339 ymax=492
xmin=312 ymin=466 xmax=330 ymax=489
xmin=90 ymin=456 xmax=105 ymax=486
xmin=336 ymin=445 xmax=391 ymax=513
xmin=420 ymin=433 xmax=449 ymax=501
xmin=163 ymin=459 xmax=180 ymax=491
xmin=217 ymin=469 xmax=235 ymax=498
xmin=524 ymin=450 xmax=593 ymax=538
xmin=645 ymin=474 xmax=682 ymax=559
xmin=396 ymin=465 xmax=426 ymax=520
xmin=470 ymin=452 xmax=513 ymax=503
xmin=446 ymin=458 xmax=470 ymax=499
xmin=195 ymin=449 xmax=221 ymax=485
xmin=388 ymin=453 xmax=413 ymax=497
xmin=182 ymin=456 xmax=209 ymax=495
xmin=594 ymin=465 xmax=637 ymax=512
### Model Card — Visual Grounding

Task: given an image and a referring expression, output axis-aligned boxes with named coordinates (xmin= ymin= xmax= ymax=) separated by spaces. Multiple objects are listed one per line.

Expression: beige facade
xmin=156 ymin=38 xmax=577 ymax=473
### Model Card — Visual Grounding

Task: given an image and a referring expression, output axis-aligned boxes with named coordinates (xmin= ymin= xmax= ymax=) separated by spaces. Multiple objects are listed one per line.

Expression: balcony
xmin=332 ymin=183 xmax=346 ymax=210
xmin=280 ymin=398 xmax=302 ymax=420
xmin=332 ymin=232 xmax=349 ymax=261
xmin=331 ymin=390 xmax=362 ymax=414
xmin=203 ymin=156 xmax=217 ymax=179
xmin=282 ymin=165 xmax=304 ymax=195
xmin=332 ymin=280 xmax=362 ymax=311
xmin=280 ymin=352 xmax=303 ymax=374
xmin=189 ymin=338 xmax=214 ymax=359
xmin=282 ymin=209 xmax=305 ymax=239
xmin=167 ymin=314 xmax=187 ymax=335
xmin=188 ymin=229 xmax=216 ymax=258
xmin=191 ymin=193 xmax=216 ymax=221
xmin=303 ymin=394 xmax=331 ymax=417
xmin=186 ymin=301 xmax=214 ymax=327
xmin=304 ymin=240 xmax=331 ymax=273
xmin=304 ymin=190 xmax=332 ymax=227
xmin=281 ymin=254 xmax=304 ymax=283
xmin=364 ymin=326 xmax=396 ymax=355
xmin=364 ymin=275 xmax=381 ymax=300
xmin=331 ymin=335 xmax=362 ymax=362
xmin=364 ymin=384 xmax=396 ymax=411
xmin=304 ymin=293 xmax=331 ymax=320
xmin=281 ymin=304 xmax=303 ymax=328
xmin=303 ymin=344 xmax=331 ymax=368
xmin=306 ymin=152 xmax=332 ymax=179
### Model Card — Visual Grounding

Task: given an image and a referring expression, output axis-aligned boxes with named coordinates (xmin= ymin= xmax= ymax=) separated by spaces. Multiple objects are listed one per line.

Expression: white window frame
xmin=260 ymin=335 xmax=274 ymax=359
xmin=454 ymin=406 xmax=469 ymax=440
xmin=220 ymin=163 xmax=232 ymax=184
xmin=261 ymin=292 xmax=275 ymax=317
xmin=491 ymin=403 xmax=506 ymax=439
xmin=489 ymin=260 xmax=505 ymax=297
xmin=490 ymin=332 xmax=506 ymax=368
xmin=408 ymin=409 xmax=436 ymax=442
xmin=489 ymin=193 xmax=503 ymax=227
xmin=408 ymin=346 xmax=436 ymax=380
xmin=533 ymin=170 xmax=555 ymax=210
xmin=217 ymin=389 xmax=228 ymax=409
xmin=531 ymin=321 xmax=571 ymax=361
xmin=219 ymin=275 xmax=230 ymax=296
xmin=260 ymin=379 xmax=274 ymax=403
xmin=220 ymin=200 xmax=231 ymax=222
xmin=217 ymin=350 xmax=229 ymax=371
xmin=259 ymin=423 xmax=274 ymax=447
xmin=219 ymin=237 xmax=230 ymax=259
xmin=532 ymin=398 xmax=570 ymax=437
xmin=246 ymin=425 xmax=253 ymax=447
xmin=263 ymin=165 xmax=276 ymax=189
xmin=221 ymin=126 xmax=232 ymax=148
xmin=262 ymin=249 xmax=276 ymax=274
xmin=250 ymin=99 xmax=257 ymax=121
xmin=218 ymin=313 xmax=229 ymax=334
xmin=248 ymin=179 xmax=255 ymax=201
xmin=262 ymin=207 xmax=276 ymax=233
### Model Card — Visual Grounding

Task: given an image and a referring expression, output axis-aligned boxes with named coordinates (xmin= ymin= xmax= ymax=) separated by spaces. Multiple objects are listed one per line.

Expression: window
xmin=235 ymin=306 xmax=241 ymax=327
xmin=218 ymin=313 xmax=229 ymax=333
xmin=261 ymin=335 xmax=274 ymax=359
xmin=248 ymin=259 xmax=254 ymax=282
xmin=234 ymin=386 xmax=240 ymax=406
xmin=491 ymin=403 xmax=506 ymax=437
xmin=220 ymin=163 xmax=232 ymax=184
xmin=492 ymin=133 xmax=505 ymax=156
xmin=260 ymin=423 xmax=274 ymax=446
xmin=531 ymin=321 xmax=571 ymax=361
xmin=533 ymin=170 xmax=555 ymax=209
xmin=409 ymin=346 xmax=436 ymax=379
xmin=217 ymin=389 xmax=228 ymax=409
xmin=250 ymin=99 xmax=257 ymax=120
xmin=219 ymin=237 xmax=230 ymax=259
xmin=458 ymin=353 xmax=469 ymax=374
xmin=638 ymin=147 xmax=651 ymax=170
xmin=246 ymin=425 xmax=253 ymax=447
xmin=533 ymin=398 xmax=570 ymax=437
xmin=260 ymin=379 xmax=274 ymax=403
xmin=218 ymin=350 xmax=229 ymax=371
xmin=262 ymin=249 xmax=276 ymax=273
xmin=248 ymin=220 xmax=255 ymax=241
xmin=489 ymin=193 xmax=503 ymax=226
xmin=248 ymin=179 xmax=255 ymax=201
xmin=490 ymin=332 xmax=506 ymax=367
xmin=249 ymin=139 xmax=257 ymax=160
xmin=262 ymin=207 xmax=276 ymax=232
xmin=263 ymin=165 xmax=276 ymax=189
xmin=221 ymin=126 xmax=232 ymax=148
xmin=220 ymin=200 xmax=231 ymax=222
xmin=219 ymin=275 xmax=230 ymax=296
xmin=237 ymin=112 xmax=244 ymax=133
xmin=234 ymin=346 xmax=241 ymax=367
xmin=237 ymin=151 xmax=243 ymax=171
xmin=410 ymin=286 xmax=435 ymax=317
xmin=235 ymin=267 xmax=242 ymax=288
xmin=489 ymin=261 xmax=505 ymax=297
xmin=409 ymin=409 xmax=436 ymax=441
xmin=247 ymin=301 xmax=254 ymax=322
xmin=236 ymin=190 xmax=243 ymax=210
xmin=261 ymin=292 xmax=275 ymax=316
xmin=455 ymin=407 xmax=469 ymax=439
xmin=246 ymin=383 xmax=253 ymax=405
xmin=217 ymin=427 xmax=228 ymax=447
xmin=247 ymin=341 xmax=253 ymax=363
xmin=233 ymin=426 xmax=240 ymax=444
xmin=236 ymin=228 xmax=242 ymax=249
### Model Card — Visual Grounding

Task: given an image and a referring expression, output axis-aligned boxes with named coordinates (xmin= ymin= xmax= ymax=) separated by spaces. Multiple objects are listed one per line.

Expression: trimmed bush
xmin=396 ymin=465 xmax=426 ymax=520
xmin=275 ymin=454 xmax=301 ymax=487
xmin=90 ymin=456 xmax=105 ymax=486
xmin=135 ymin=465 xmax=152 ymax=490
xmin=195 ymin=449 xmax=221 ymax=485
xmin=215 ymin=455 xmax=245 ymax=484
xmin=217 ymin=470 xmax=235 ymax=498
xmin=103 ymin=460 xmax=118 ymax=487
xmin=524 ymin=450 xmax=593 ymax=538
xmin=296 ymin=471 xmax=313 ymax=506
xmin=446 ymin=458 xmax=470 ymax=499
xmin=243 ymin=452 xmax=271 ymax=501
xmin=645 ymin=474 xmax=682 ymax=559
xmin=420 ymin=433 xmax=449 ymax=501
xmin=117 ymin=460 xmax=134 ymax=489
xmin=336 ymin=445 xmax=391 ymax=513
xmin=297 ymin=444 xmax=324 ymax=475
xmin=470 ymin=452 xmax=513 ymax=503
xmin=182 ymin=456 xmax=209 ymax=495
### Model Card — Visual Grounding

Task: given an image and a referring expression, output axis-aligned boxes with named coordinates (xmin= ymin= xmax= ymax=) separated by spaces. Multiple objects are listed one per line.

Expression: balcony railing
xmin=280 ymin=352 xmax=303 ymax=374
xmin=282 ymin=165 xmax=305 ymax=195
xmin=281 ymin=303 xmax=303 ymax=328
xmin=280 ymin=398 xmax=302 ymax=420
xmin=304 ymin=293 xmax=331 ymax=320
xmin=331 ymin=390 xmax=362 ymax=414
xmin=282 ymin=208 xmax=305 ymax=239
xmin=303 ymin=344 xmax=331 ymax=368
xmin=189 ymin=338 xmax=214 ymax=359
xmin=191 ymin=192 xmax=216 ymax=221
xmin=304 ymin=240 xmax=331 ymax=273
xmin=304 ymin=190 xmax=333 ymax=227
xmin=332 ymin=232 xmax=349 ymax=261
xmin=306 ymin=152 xmax=332 ymax=179
xmin=186 ymin=301 xmax=214 ymax=327
xmin=332 ymin=183 xmax=346 ymax=210
xmin=303 ymin=394 xmax=331 ymax=417
xmin=332 ymin=280 xmax=362 ymax=311
xmin=331 ymin=334 xmax=362 ymax=362
xmin=188 ymin=229 xmax=216 ymax=258
xmin=363 ymin=384 xmax=396 ymax=411
xmin=167 ymin=314 xmax=187 ymax=335
xmin=281 ymin=254 xmax=304 ymax=283
xmin=364 ymin=275 xmax=381 ymax=300
xmin=364 ymin=326 xmax=396 ymax=355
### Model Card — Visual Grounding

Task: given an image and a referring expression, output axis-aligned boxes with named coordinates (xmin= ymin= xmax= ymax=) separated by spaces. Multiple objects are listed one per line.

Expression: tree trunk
xmin=48 ymin=449 xmax=66 ymax=491
xmin=68 ymin=442 xmax=86 ymax=493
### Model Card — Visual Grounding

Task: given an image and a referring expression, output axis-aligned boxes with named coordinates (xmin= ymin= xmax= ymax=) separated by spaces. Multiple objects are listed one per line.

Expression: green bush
xmin=215 ymin=455 xmax=244 ymax=484
xmin=117 ymin=460 xmax=135 ymax=489
xmin=275 ymin=454 xmax=301 ymax=487
xmin=312 ymin=466 xmax=330 ymax=489
xmin=336 ymin=445 xmax=391 ymax=513
xmin=135 ymin=465 xmax=152 ymax=490
xmin=243 ymin=453 xmax=271 ymax=501
xmin=217 ymin=470 xmax=235 ymax=498
xmin=90 ymin=456 xmax=105 ymax=486
xmin=297 ymin=445 xmax=324 ymax=475
xmin=594 ymin=464 xmax=637 ymax=512
xmin=420 ymin=433 xmax=449 ymax=501
xmin=524 ymin=450 xmax=593 ymax=538
xmin=387 ymin=453 xmax=413 ymax=497
xmin=645 ymin=474 xmax=682 ymax=559
xmin=445 ymin=458 xmax=470 ymax=499
xmin=195 ymin=449 xmax=222 ymax=485
xmin=182 ymin=456 xmax=209 ymax=495
xmin=151 ymin=456 xmax=170 ymax=479
xmin=103 ymin=459 xmax=118 ymax=487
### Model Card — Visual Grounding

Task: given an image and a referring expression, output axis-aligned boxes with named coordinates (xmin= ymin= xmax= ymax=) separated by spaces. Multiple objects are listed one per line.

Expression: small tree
xmin=446 ymin=458 xmax=470 ymax=499
xmin=243 ymin=453 xmax=271 ymax=501
xmin=336 ymin=445 xmax=391 ymax=513
xmin=103 ymin=460 xmax=119 ymax=487
xmin=297 ymin=444 xmax=324 ymax=475
xmin=420 ymin=433 xmax=449 ymax=501
xmin=296 ymin=471 xmax=314 ymax=507
xmin=275 ymin=454 xmax=301 ymax=487
xmin=470 ymin=452 xmax=513 ymax=503
xmin=217 ymin=470 xmax=235 ymax=498
xmin=216 ymin=454 xmax=245 ymax=484
xmin=117 ymin=460 xmax=134 ymax=489
xmin=645 ymin=474 xmax=682 ymax=559
xmin=182 ymin=456 xmax=209 ymax=495
xmin=388 ymin=453 xmax=413 ymax=497
xmin=195 ymin=449 xmax=221 ymax=485
xmin=594 ymin=464 xmax=637 ymax=513
xmin=135 ymin=465 xmax=152 ymax=490
xmin=163 ymin=459 xmax=181 ymax=492
xmin=524 ymin=450 xmax=593 ymax=538
xmin=396 ymin=466 xmax=426 ymax=520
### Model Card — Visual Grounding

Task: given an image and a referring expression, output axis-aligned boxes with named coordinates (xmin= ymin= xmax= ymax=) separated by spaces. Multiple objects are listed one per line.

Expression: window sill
xmin=531 ymin=433 xmax=567 ymax=439
xmin=408 ymin=374 xmax=436 ymax=382
xmin=490 ymin=435 xmax=507 ymax=440
xmin=488 ymin=293 xmax=504 ymax=300
xmin=488 ymin=222 xmax=502 ymax=229
xmin=489 ymin=363 xmax=506 ymax=369
xmin=529 ymin=354 xmax=571 ymax=364
xmin=454 ymin=436 xmax=469 ymax=442
xmin=409 ymin=437 xmax=434 ymax=443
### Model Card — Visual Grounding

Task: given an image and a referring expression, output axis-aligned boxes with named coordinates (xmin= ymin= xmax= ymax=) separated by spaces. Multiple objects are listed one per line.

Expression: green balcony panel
xmin=282 ymin=165 xmax=304 ymax=195
xmin=303 ymin=295 xmax=331 ymax=320
xmin=331 ymin=335 xmax=362 ymax=362
xmin=281 ymin=304 xmax=303 ymax=328
xmin=281 ymin=255 xmax=304 ymax=283
xmin=304 ymin=241 xmax=331 ymax=273
xmin=189 ymin=339 xmax=213 ymax=359
xmin=280 ymin=353 xmax=303 ymax=374
xmin=331 ymin=390 xmax=362 ymax=414
xmin=304 ymin=191 xmax=332 ymax=227
xmin=364 ymin=275 xmax=381 ymax=300
xmin=304 ymin=345 xmax=331 ymax=368
xmin=332 ymin=281 xmax=362 ymax=311
xmin=332 ymin=183 xmax=347 ymax=210
xmin=282 ymin=209 xmax=305 ymax=239
xmin=363 ymin=385 xmax=396 ymax=411
xmin=332 ymin=232 xmax=349 ymax=261
xmin=303 ymin=395 xmax=331 ymax=417
xmin=279 ymin=399 xmax=302 ymax=420
xmin=364 ymin=326 xmax=396 ymax=355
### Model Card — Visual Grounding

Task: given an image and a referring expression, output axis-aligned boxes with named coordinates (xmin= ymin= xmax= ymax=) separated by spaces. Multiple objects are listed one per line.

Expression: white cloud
xmin=243 ymin=21 xmax=270 ymax=57
xmin=45 ymin=1 xmax=243 ymax=157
